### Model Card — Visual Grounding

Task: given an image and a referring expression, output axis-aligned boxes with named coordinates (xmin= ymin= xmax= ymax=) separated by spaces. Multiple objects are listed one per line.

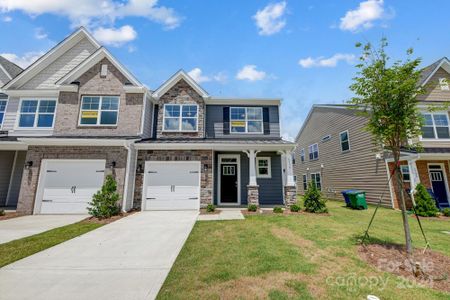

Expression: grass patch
xmin=158 ymin=199 xmax=450 ymax=299
xmin=0 ymin=221 xmax=102 ymax=268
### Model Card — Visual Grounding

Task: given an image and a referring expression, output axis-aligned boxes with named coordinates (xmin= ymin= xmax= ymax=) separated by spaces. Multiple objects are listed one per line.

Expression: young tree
xmin=349 ymin=38 xmax=424 ymax=254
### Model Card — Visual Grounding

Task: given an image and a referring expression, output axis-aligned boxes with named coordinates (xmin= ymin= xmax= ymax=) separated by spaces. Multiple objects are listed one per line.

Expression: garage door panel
xmin=144 ymin=199 xmax=199 ymax=211
xmin=43 ymin=188 xmax=74 ymax=202
xmin=40 ymin=201 xmax=90 ymax=214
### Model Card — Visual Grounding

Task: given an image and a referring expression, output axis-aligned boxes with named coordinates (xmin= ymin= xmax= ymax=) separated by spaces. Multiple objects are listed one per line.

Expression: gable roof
xmin=0 ymin=56 xmax=23 ymax=80
xmin=56 ymin=47 xmax=142 ymax=87
xmin=152 ymin=70 xmax=209 ymax=99
xmin=419 ymin=57 xmax=450 ymax=86
xmin=3 ymin=27 xmax=100 ymax=90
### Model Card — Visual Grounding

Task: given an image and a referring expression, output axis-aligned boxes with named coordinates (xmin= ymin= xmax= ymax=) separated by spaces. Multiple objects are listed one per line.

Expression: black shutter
xmin=223 ymin=107 xmax=230 ymax=135
xmin=263 ymin=107 xmax=270 ymax=135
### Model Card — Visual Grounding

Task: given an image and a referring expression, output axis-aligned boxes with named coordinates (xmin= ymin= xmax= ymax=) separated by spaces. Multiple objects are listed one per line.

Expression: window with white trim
xmin=439 ymin=78 xmax=449 ymax=90
xmin=400 ymin=165 xmax=410 ymax=182
xmin=340 ymin=130 xmax=350 ymax=152
xmin=256 ymin=157 xmax=271 ymax=178
xmin=310 ymin=172 xmax=321 ymax=191
xmin=302 ymin=174 xmax=307 ymax=191
xmin=308 ymin=143 xmax=319 ymax=160
xmin=0 ymin=100 xmax=6 ymax=126
xmin=230 ymin=107 xmax=263 ymax=133
xmin=79 ymin=96 xmax=119 ymax=126
xmin=18 ymin=99 xmax=56 ymax=128
xmin=300 ymin=148 xmax=305 ymax=162
xmin=421 ymin=113 xmax=450 ymax=139
xmin=163 ymin=104 xmax=198 ymax=131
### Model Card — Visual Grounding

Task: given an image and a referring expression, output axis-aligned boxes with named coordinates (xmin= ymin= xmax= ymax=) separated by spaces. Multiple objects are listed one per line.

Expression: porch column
xmin=279 ymin=150 xmax=297 ymax=207
xmin=407 ymin=158 xmax=420 ymax=206
xmin=244 ymin=150 xmax=260 ymax=206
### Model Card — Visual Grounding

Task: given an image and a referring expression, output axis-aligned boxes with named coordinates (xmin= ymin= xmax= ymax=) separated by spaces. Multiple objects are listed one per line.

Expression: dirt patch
xmin=358 ymin=244 xmax=450 ymax=293
xmin=199 ymin=209 xmax=220 ymax=215
xmin=410 ymin=214 xmax=450 ymax=221
xmin=82 ymin=210 xmax=138 ymax=225
xmin=0 ymin=212 xmax=23 ymax=221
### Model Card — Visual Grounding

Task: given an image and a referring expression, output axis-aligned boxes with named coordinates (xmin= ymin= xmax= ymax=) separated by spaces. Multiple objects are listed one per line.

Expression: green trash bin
xmin=347 ymin=191 xmax=368 ymax=210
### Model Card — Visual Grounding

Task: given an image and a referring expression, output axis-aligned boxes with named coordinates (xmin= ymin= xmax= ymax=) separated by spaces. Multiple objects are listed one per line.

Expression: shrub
xmin=290 ymin=204 xmax=301 ymax=212
xmin=0 ymin=209 xmax=4 ymax=216
xmin=206 ymin=204 xmax=216 ymax=212
xmin=303 ymin=182 xmax=328 ymax=213
xmin=273 ymin=207 xmax=283 ymax=213
xmin=248 ymin=204 xmax=258 ymax=212
xmin=87 ymin=175 xmax=120 ymax=219
xmin=442 ymin=208 xmax=450 ymax=217
xmin=414 ymin=184 xmax=439 ymax=217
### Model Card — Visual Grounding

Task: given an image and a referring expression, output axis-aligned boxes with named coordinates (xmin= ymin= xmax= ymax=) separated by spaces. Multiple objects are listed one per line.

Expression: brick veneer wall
xmin=134 ymin=150 xmax=213 ymax=209
xmin=54 ymin=58 xmax=144 ymax=136
xmin=16 ymin=146 xmax=128 ymax=214
xmin=156 ymin=79 xmax=205 ymax=139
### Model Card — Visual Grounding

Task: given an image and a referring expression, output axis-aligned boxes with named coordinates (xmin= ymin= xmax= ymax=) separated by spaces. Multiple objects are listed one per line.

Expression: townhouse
xmin=0 ymin=27 xmax=296 ymax=215
xmin=295 ymin=57 xmax=450 ymax=210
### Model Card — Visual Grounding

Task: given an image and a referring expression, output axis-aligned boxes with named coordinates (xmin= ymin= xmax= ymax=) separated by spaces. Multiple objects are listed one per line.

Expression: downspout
xmin=122 ymin=140 xmax=137 ymax=212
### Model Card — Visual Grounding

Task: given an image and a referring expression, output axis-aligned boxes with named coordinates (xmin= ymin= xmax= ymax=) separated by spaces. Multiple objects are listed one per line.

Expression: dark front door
xmin=430 ymin=169 xmax=449 ymax=207
xmin=220 ymin=164 xmax=238 ymax=203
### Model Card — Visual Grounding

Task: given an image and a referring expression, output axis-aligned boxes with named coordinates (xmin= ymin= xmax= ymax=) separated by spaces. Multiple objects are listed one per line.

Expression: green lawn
xmin=0 ymin=221 xmax=103 ymax=268
xmin=158 ymin=199 xmax=450 ymax=300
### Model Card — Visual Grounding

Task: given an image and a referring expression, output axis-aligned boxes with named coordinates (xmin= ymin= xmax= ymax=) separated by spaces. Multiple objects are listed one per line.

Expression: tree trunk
xmin=393 ymin=155 xmax=413 ymax=255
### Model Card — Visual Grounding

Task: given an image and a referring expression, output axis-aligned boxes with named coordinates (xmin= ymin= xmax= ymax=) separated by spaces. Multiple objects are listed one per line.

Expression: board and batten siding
xmin=295 ymin=106 xmax=392 ymax=207
xmin=205 ymin=105 xmax=280 ymax=139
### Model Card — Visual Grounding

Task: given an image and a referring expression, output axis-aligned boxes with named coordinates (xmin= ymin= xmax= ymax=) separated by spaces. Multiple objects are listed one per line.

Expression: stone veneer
xmin=134 ymin=150 xmax=213 ymax=209
xmin=284 ymin=185 xmax=297 ymax=207
xmin=16 ymin=146 xmax=128 ymax=214
xmin=156 ymin=79 xmax=205 ymax=139
xmin=247 ymin=185 xmax=259 ymax=205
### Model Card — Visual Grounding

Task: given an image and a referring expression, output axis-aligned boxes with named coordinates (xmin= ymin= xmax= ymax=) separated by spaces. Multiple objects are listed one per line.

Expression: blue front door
xmin=430 ymin=168 xmax=450 ymax=208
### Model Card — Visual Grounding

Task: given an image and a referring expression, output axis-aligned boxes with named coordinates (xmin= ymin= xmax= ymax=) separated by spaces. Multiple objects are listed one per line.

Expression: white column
xmin=285 ymin=150 xmax=296 ymax=186
xmin=244 ymin=150 xmax=258 ymax=186
xmin=407 ymin=158 xmax=420 ymax=206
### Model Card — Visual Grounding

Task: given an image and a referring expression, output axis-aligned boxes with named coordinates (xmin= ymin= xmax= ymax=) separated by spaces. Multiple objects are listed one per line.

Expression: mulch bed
xmin=410 ymin=214 xmax=450 ymax=221
xmin=199 ymin=209 xmax=221 ymax=215
xmin=358 ymin=244 xmax=450 ymax=293
xmin=0 ymin=212 xmax=24 ymax=221
xmin=241 ymin=209 xmax=329 ymax=216
xmin=82 ymin=210 xmax=138 ymax=225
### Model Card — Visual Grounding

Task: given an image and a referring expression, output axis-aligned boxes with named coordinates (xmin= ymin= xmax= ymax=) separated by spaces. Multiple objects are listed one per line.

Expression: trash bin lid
xmin=346 ymin=190 xmax=365 ymax=195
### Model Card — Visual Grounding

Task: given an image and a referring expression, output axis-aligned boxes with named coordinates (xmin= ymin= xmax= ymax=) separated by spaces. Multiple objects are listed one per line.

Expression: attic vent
xmin=321 ymin=135 xmax=331 ymax=142
xmin=100 ymin=64 xmax=108 ymax=77
xmin=439 ymin=78 xmax=449 ymax=91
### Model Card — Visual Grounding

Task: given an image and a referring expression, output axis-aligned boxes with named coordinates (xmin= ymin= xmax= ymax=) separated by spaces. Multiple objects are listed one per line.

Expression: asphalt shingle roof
xmin=0 ymin=56 xmax=23 ymax=79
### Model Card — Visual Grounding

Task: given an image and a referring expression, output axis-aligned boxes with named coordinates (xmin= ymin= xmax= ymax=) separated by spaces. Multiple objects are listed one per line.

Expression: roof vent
xmin=321 ymin=135 xmax=331 ymax=142
xmin=100 ymin=64 xmax=108 ymax=78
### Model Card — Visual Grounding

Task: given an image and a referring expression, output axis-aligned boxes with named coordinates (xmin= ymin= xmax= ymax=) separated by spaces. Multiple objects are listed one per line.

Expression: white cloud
xmin=34 ymin=27 xmax=48 ymax=40
xmin=0 ymin=51 xmax=45 ymax=68
xmin=188 ymin=68 xmax=227 ymax=84
xmin=236 ymin=65 xmax=267 ymax=81
xmin=298 ymin=53 xmax=355 ymax=68
xmin=339 ymin=0 xmax=385 ymax=32
xmin=253 ymin=1 xmax=287 ymax=36
xmin=1 ymin=15 xmax=12 ymax=22
xmin=93 ymin=25 xmax=137 ymax=46
xmin=0 ymin=0 xmax=181 ymax=30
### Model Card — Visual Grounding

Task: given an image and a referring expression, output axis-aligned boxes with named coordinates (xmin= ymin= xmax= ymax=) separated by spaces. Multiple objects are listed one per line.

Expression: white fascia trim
xmin=205 ymin=98 xmax=281 ymax=106
xmin=5 ymin=90 xmax=60 ymax=97
xmin=152 ymin=70 xmax=209 ymax=99
xmin=421 ymin=58 xmax=450 ymax=87
xmin=3 ymin=27 xmax=101 ymax=90
xmin=17 ymin=138 xmax=138 ymax=147
xmin=0 ymin=142 xmax=28 ymax=151
xmin=135 ymin=142 xmax=295 ymax=151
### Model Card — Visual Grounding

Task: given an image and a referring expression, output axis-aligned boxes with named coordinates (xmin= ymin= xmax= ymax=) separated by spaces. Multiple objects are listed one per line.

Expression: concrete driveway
xmin=0 ymin=215 xmax=87 ymax=244
xmin=0 ymin=211 xmax=198 ymax=300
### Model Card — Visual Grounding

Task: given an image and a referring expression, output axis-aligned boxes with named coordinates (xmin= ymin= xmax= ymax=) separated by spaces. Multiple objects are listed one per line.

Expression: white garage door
xmin=36 ymin=160 xmax=106 ymax=214
xmin=144 ymin=161 xmax=200 ymax=210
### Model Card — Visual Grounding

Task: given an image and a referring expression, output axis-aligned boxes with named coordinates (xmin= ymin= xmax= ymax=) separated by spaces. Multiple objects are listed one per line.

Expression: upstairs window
xmin=18 ymin=99 xmax=56 ymax=128
xmin=230 ymin=107 xmax=263 ymax=133
xmin=163 ymin=104 xmax=198 ymax=131
xmin=79 ymin=96 xmax=119 ymax=126
xmin=421 ymin=113 xmax=450 ymax=139
xmin=311 ymin=173 xmax=322 ymax=191
xmin=400 ymin=165 xmax=410 ymax=182
xmin=0 ymin=100 xmax=6 ymax=126
xmin=439 ymin=78 xmax=449 ymax=91
xmin=256 ymin=157 xmax=271 ymax=178
xmin=308 ymin=143 xmax=319 ymax=160
xmin=340 ymin=130 xmax=350 ymax=152
xmin=300 ymin=148 xmax=305 ymax=162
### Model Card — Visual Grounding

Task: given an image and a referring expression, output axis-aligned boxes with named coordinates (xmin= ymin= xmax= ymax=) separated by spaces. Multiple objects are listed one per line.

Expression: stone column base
xmin=284 ymin=185 xmax=297 ymax=207
xmin=247 ymin=185 xmax=259 ymax=206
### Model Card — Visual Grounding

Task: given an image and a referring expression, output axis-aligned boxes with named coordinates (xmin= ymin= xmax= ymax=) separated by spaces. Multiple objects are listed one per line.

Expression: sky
xmin=1 ymin=0 xmax=450 ymax=141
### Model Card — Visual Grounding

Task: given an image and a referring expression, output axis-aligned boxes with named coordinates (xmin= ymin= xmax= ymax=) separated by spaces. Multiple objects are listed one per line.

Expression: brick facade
xmin=54 ymin=58 xmax=144 ymax=136
xmin=156 ymin=79 xmax=205 ymax=139
xmin=134 ymin=150 xmax=213 ymax=209
xmin=284 ymin=185 xmax=297 ymax=207
xmin=16 ymin=146 xmax=128 ymax=214
xmin=247 ymin=185 xmax=259 ymax=206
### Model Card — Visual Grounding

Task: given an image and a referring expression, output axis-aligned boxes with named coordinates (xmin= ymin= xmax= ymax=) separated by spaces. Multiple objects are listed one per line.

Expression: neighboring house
xmin=0 ymin=27 xmax=296 ymax=215
xmin=294 ymin=57 xmax=450 ymax=210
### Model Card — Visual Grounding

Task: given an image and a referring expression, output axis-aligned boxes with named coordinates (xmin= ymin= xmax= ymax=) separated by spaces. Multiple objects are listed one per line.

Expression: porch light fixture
xmin=109 ymin=161 xmax=116 ymax=169
xmin=25 ymin=161 xmax=33 ymax=169
xmin=136 ymin=163 xmax=143 ymax=173
xmin=320 ymin=164 xmax=324 ymax=169
xmin=204 ymin=164 xmax=208 ymax=172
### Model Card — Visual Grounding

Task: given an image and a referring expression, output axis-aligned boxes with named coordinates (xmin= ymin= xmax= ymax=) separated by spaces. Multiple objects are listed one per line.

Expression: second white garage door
xmin=143 ymin=161 xmax=200 ymax=210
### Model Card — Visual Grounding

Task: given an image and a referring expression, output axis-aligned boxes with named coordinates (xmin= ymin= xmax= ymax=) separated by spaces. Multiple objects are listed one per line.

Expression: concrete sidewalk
xmin=0 ymin=215 xmax=87 ymax=244
xmin=197 ymin=208 xmax=244 ymax=221
xmin=0 ymin=211 xmax=198 ymax=300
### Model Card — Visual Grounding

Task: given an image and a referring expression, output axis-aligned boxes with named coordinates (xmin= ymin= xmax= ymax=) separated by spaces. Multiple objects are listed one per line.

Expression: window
xmin=400 ymin=165 xmax=410 ymax=182
xmin=230 ymin=107 xmax=263 ymax=133
xmin=421 ymin=113 xmax=450 ymax=139
xmin=439 ymin=78 xmax=449 ymax=91
xmin=300 ymin=148 xmax=305 ymax=162
xmin=340 ymin=130 xmax=350 ymax=152
xmin=302 ymin=174 xmax=307 ymax=191
xmin=308 ymin=143 xmax=319 ymax=160
xmin=222 ymin=165 xmax=235 ymax=176
xmin=163 ymin=104 xmax=198 ymax=131
xmin=18 ymin=99 xmax=56 ymax=128
xmin=0 ymin=100 xmax=6 ymax=126
xmin=79 ymin=96 xmax=119 ymax=126
xmin=291 ymin=152 xmax=296 ymax=165
xmin=256 ymin=157 xmax=271 ymax=178
xmin=311 ymin=173 xmax=322 ymax=191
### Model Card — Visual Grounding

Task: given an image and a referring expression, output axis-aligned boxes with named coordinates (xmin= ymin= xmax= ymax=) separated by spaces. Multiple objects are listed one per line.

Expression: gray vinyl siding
xmin=205 ymin=105 xmax=280 ymax=139
xmin=0 ymin=151 xmax=15 ymax=206
xmin=5 ymin=151 xmax=26 ymax=207
xmin=294 ymin=106 xmax=392 ymax=207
